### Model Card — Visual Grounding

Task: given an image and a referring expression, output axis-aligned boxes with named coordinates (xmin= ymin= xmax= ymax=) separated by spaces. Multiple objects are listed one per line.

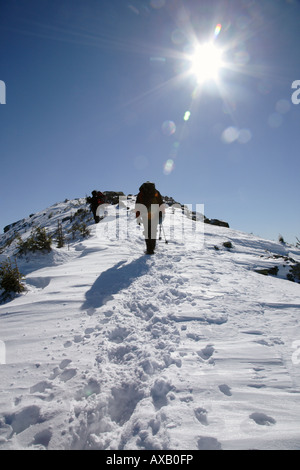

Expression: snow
xmin=0 ymin=197 xmax=300 ymax=450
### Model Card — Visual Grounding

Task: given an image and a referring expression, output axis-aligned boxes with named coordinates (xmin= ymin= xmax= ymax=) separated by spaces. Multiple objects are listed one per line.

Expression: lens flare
xmin=183 ymin=111 xmax=191 ymax=121
xmin=162 ymin=120 xmax=176 ymax=136
xmin=221 ymin=127 xmax=252 ymax=144
xmin=214 ymin=24 xmax=222 ymax=37
xmin=164 ymin=159 xmax=175 ymax=175
xmin=221 ymin=126 xmax=239 ymax=144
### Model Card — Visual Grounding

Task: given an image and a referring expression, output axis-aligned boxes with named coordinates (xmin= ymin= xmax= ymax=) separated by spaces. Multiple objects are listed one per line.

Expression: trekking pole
xmin=159 ymin=224 xmax=162 ymax=240
xmin=161 ymin=223 xmax=168 ymax=244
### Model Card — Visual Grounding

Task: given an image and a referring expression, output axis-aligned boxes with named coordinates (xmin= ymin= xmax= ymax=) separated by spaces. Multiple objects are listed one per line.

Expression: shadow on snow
xmin=82 ymin=255 xmax=150 ymax=311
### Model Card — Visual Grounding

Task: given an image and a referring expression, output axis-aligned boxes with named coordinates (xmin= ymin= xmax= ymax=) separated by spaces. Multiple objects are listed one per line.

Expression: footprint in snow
xmin=197 ymin=436 xmax=222 ymax=450
xmin=186 ymin=332 xmax=203 ymax=341
xmin=218 ymin=384 xmax=232 ymax=397
xmin=4 ymin=405 xmax=44 ymax=435
xmin=194 ymin=407 xmax=208 ymax=425
xmin=59 ymin=359 xmax=72 ymax=369
xmin=84 ymin=327 xmax=95 ymax=335
xmin=108 ymin=326 xmax=131 ymax=343
xmin=76 ymin=378 xmax=101 ymax=400
xmin=30 ymin=381 xmax=53 ymax=394
xmin=49 ymin=367 xmax=61 ymax=380
xmin=248 ymin=383 xmax=266 ymax=389
xmin=108 ymin=344 xmax=136 ymax=364
xmin=108 ymin=382 xmax=145 ymax=425
xmin=59 ymin=368 xmax=77 ymax=383
xmin=151 ymin=378 xmax=173 ymax=410
xmin=74 ymin=335 xmax=84 ymax=343
xmin=32 ymin=428 xmax=52 ymax=448
xmin=250 ymin=412 xmax=276 ymax=426
xmin=50 ymin=364 xmax=75 ymax=382
xmin=197 ymin=345 xmax=215 ymax=361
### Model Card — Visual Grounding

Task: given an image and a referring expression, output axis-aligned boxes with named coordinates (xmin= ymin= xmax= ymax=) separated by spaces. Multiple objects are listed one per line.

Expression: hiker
xmin=135 ymin=181 xmax=165 ymax=254
xmin=87 ymin=190 xmax=105 ymax=223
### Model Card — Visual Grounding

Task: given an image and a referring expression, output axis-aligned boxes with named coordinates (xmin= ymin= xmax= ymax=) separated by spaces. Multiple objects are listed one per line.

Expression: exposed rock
xmin=287 ymin=263 xmax=300 ymax=283
xmin=223 ymin=241 xmax=233 ymax=249
xmin=204 ymin=217 xmax=229 ymax=228
xmin=255 ymin=267 xmax=279 ymax=276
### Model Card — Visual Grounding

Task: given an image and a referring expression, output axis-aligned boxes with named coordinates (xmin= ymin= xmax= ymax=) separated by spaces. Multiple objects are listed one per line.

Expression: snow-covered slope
xmin=0 ymin=198 xmax=300 ymax=450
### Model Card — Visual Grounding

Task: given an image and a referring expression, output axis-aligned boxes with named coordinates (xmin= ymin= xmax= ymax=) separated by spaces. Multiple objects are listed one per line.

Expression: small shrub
xmin=80 ymin=223 xmax=90 ymax=238
xmin=255 ymin=266 xmax=279 ymax=277
xmin=55 ymin=221 xmax=65 ymax=248
xmin=0 ymin=259 xmax=25 ymax=299
xmin=287 ymin=263 xmax=300 ymax=283
xmin=17 ymin=227 xmax=52 ymax=255
xmin=74 ymin=208 xmax=89 ymax=221
xmin=223 ymin=241 xmax=233 ymax=249
xmin=69 ymin=222 xmax=90 ymax=239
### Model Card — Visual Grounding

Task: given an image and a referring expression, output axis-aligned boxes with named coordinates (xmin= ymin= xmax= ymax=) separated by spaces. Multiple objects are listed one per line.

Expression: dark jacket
xmin=135 ymin=182 xmax=165 ymax=221
xmin=87 ymin=191 xmax=105 ymax=212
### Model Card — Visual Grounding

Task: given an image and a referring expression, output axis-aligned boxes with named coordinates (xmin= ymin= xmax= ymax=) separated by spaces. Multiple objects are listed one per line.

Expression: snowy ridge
xmin=0 ymin=198 xmax=300 ymax=450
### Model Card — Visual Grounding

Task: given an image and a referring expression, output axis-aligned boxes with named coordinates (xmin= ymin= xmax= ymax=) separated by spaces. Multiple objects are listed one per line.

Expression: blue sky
xmin=0 ymin=0 xmax=299 ymax=243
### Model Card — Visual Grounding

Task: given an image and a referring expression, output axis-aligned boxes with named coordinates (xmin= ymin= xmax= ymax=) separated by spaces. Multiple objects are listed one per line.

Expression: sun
xmin=189 ymin=42 xmax=224 ymax=83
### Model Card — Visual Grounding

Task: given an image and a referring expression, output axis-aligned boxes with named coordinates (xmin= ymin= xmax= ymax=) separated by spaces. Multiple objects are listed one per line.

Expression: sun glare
xmin=189 ymin=43 xmax=224 ymax=83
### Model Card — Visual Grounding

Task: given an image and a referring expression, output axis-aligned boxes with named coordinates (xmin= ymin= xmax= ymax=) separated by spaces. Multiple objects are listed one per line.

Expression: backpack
xmin=97 ymin=191 xmax=105 ymax=205
xmin=136 ymin=182 xmax=164 ymax=221
xmin=139 ymin=182 xmax=156 ymax=198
